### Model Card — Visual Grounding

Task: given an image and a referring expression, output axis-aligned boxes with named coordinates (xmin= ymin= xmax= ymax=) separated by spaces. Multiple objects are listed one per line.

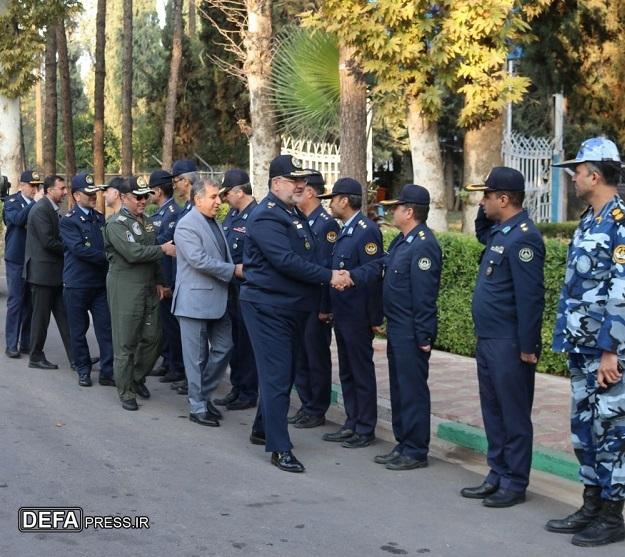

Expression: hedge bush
xmin=381 ymin=228 xmax=569 ymax=376
xmin=536 ymin=221 xmax=578 ymax=240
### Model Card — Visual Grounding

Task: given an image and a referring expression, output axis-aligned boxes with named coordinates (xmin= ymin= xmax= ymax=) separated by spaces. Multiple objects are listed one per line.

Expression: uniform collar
xmin=266 ymin=191 xmax=296 ymax=216
xmin=19 ymin=192 xmax=32 ymax=205
xmin=342 ymin=211 xmax=361 ymax=229
xmin=159 ymin=197 xmax=175 ymax=211
xmin=491 ymin=209 xmax=528 ymax=236
xmin=307 ymin=204 xmax=325 ymax=225
xmin=238 ymin=198 xmax=257 ymax=219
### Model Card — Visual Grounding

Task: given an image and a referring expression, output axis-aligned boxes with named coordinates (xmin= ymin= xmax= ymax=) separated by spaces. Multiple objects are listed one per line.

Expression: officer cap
xmin=465 ymin=166 xmax=525 ymax=192
xmin=381 ymin=184 xmax=430 ymax=206
xmin=219 ymin=168 xmax=250 ymax=195
xmin=20 ymin=170 xmax=43 ymax=185
xmin=103 ymin=177 xmax=126 ymax=191
xmin=552 ymin=136 xmax=621 ymax=170
xmin=305 ymin=171 xmax=325 ymax=188
xmin=71 ymin=171 xmax=100 ymax=194
xmin=149 ymin=170 xmax=173 ymax=189
xmin=171 ymin=159 xmax=197 ymax=177
xmin=317 ymin=177 xmax=363 ymax=199
xmin=119 ymin=175 xmax=154 ymax=196
xmin=269 ymin=155 xmax=315 ymax=180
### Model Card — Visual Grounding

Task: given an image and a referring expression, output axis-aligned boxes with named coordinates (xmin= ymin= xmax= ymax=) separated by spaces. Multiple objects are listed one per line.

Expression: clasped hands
xmin=330 ymin=269 xmax=354 ymax=291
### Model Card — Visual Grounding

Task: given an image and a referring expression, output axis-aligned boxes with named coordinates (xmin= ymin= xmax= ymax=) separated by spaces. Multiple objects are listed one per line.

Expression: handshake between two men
xmin=330 ymin=269 xmax=353 ymax=291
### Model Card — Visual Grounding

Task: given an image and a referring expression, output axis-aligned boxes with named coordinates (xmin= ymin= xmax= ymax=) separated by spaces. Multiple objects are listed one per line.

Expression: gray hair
xmin=180 ymin=171 xmax=199 ymax=186
xmin=190 ymin=178 xmax=219 ymax=203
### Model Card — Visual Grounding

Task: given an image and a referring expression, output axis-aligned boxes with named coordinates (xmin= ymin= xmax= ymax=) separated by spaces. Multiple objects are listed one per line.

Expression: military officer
xmin=319 ymin=178 xmax=384 ymax=449
xmin=103 ymin=176 xmax=176 ymax=410
xmin=214 ymin=168 xmax=259 ymax=411
xmin=546 ymin=137 xmax=625 ymax=547
xmin=148 ymin=170 xmax=184 ymax=382
xmin=3 ymin=170 xmax=43 ymax=357
xmin=239 ymin=155 xmax=351 ymax=473
xmin=171 ymin=159 xmax=197 ymax=221
xmin=460 ymin=167 xmax=545 ymax=508
xmin=59 ymin=172 xmax=114 ymax=387
xmin=103 ymin=177 xmax=125 ymax=215
xmin=289 ymin=170 xmax=340 ymax=428
xmin=351 ymin=184 xmax=442 ymax=470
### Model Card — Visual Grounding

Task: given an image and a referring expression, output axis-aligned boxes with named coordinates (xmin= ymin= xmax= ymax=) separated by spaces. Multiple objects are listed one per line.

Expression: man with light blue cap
xmin=547 ymin=137 xmax=625 ymax=547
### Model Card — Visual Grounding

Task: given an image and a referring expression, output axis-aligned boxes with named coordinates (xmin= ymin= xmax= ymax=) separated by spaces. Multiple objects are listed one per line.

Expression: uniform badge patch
xmin=486 ymin=266 xmax=493 ymax=276
xmin=304 ymin=240 xmax=311 ymax=250
xmin=126 ymin=231 xmax=136 ymax=243
xmin=519 ymin=247 xmax=534 ymax=262
xmin=418 ymin=257 xmax=431 ymax=271
xmin=132 ymin=222 xmax=143 ymax=235
xmin=85 ymin=174 xmax=94 ymax=184
xmin=576 ymin=254 xmax=592 ymax=273
xmin=145 ymin=224 xmax=154 ymax=232
xmin=364 ymin=242 xmax=378 ymax=255
xmin=613 ymin=245 xmax=625 ymax=264
xmin=326 ymin=230 xmax=337 ymax=243
xmin=611 ymin=208 xmax=625 ymax=222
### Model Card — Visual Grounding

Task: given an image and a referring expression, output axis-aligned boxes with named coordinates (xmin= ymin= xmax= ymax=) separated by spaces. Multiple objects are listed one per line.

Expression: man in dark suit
xmin=23 ymin=175 xmax=73 ymax=369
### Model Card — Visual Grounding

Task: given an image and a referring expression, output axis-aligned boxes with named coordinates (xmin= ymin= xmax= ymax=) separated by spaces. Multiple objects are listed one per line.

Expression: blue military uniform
xmin=553 ymin=195 xmax=625 ymax=502
xmin=222 ymin=199 xmax=259 ymax=405
xmin=293 ymin=204 xmax=340 ymax=419
xmin=240 ymin=191 xmax=332 ymax=454
xmin=472 ymin=207 xmax=545 ymax=493
xmin=60 ymin=204 xmax=114 ymax=381
xmin=3 ymin=191 xmax=35 ymax=353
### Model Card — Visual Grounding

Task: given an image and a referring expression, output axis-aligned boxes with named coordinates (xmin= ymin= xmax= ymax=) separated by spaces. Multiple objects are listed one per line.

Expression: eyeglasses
xmin=133 ymin=194 xmax=149 ymax=201
xmin=173 ymin=176 xmax=185 ymax=184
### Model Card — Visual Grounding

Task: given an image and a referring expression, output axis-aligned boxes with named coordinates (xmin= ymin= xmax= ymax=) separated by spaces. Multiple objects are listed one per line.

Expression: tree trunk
xmin=244 ymin=0 xmax=280 ymax=200
xmin=406 ymin=97 xmax=447 ymax=231
xmin=0 ymin=95 xmax=21 ymax=190
xmin=121 ymin=0 xmax=133 ymax=175
xmin=35 ymin=76 xmax=44 ymax=169
xmin=188 ymin=0 xmax=196 ymax=36
xmin=461 ymin=115 xmax=504 ymax=233
xmin=161 ymin=0 xmax=183 ymax=169
xmin=43 ymin=27 xmax=58 ymax=176
xmin=94 ymin=0 xmax=107 ymax=211
xmin=57 ymin=20 xmax=76 ymax=180
xmin=339 ymin=44 xmax=368 ymax=202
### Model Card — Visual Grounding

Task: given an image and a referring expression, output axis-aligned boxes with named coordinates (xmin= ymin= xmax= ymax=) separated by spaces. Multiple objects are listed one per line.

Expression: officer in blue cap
xmin=546 ymin=137 xmax=625 ymax=547
xmin=318 ymin=177 xmax=384 ymax=449
xmin=239 ymin=154 xmax=350 ymax=472
xmin=460 ymin=166 xmax=545 ymax=508
xmin=147 ymin=170 xmax=185 ymax=383
xmin=214 ymin=168 xmax=259 ymax=410
xmin=59 ymin=172 xmax=115 ymax=387
xmin=3 ymin=170 xmax=43 ymax=357
xmin=288 ymin=170 xmax=341 ymax=428
xmin=350 ymin=184 xmax=441 ymax=469
xmin=171 ymin=159 xmax=198 ymax=222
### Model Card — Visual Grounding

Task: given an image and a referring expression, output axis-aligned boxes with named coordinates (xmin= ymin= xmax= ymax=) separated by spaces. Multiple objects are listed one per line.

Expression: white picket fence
xmin=502 ymin=132 xmax=554 ymax=223
xmin=281 ymin=136 xmax=341 ymax=186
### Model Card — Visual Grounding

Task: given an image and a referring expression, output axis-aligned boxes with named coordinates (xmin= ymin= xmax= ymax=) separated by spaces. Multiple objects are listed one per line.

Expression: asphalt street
xmin=0 ymin=324 xmax=619 ymax=557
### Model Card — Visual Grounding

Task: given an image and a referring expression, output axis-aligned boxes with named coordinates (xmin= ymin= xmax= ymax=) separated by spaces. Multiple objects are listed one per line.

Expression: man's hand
xmin=598 ymin=351 xmax=622 ymax=389
xmin=160 ymin=241 xmax=176 ymax=257
xmin=520 ymin=352 xmax=538 ymax=364
xmin=372 ymin=325 xmax=385 ymax=335
xmin=419 ymin=345 xmax=432 ymax=353
xmin=156 ymin=285 xmax=171 ymax=300
xmin=234 ymin=263 xmax=244 ymax=279
xmin=330 ymin=269 xmax=353 ymax=291
xmin=318 ymin=312 xmax=333 ymax=324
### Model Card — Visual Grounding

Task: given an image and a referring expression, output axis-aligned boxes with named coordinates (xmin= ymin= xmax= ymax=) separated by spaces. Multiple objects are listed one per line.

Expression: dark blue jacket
xmin=329 ymin=211 xmax=384 ymax=325
xmin=149 ymin=197 xmax=180 ymax=287
xmin=3 ymin=192 xmax=35 ymax=264
xmin=472 ymin=209 xmax=545 ymax=353
xmin=222 ymin=199 xmax=258 ymax=265
xmin=240 ymin=192 xmax=332 ymax=312
xmin=59 ymin=206 xmax=108 ymax=288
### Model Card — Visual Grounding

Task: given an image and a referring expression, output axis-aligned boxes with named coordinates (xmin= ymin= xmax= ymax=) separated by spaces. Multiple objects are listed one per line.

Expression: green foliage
xmin=381 ymin=228 xmax=568 ymax=376
xmin=536 ymin=221 xmax=577 ymax=240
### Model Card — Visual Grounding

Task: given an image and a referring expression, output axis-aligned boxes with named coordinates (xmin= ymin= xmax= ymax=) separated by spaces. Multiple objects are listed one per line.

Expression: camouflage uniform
xmin=553 ymin=195 xmax=625 ymax=501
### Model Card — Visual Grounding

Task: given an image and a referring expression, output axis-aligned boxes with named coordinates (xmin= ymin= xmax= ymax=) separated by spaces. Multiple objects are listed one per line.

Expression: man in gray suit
xmin=172 ymin=178 xmax=242 ymax=427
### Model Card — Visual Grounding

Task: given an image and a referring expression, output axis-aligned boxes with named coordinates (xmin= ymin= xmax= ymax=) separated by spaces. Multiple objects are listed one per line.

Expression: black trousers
xmin=29 ymin=283 xmax=72 ymax=364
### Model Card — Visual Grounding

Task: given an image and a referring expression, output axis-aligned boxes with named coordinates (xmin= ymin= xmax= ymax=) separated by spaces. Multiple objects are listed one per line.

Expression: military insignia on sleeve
xmin=126 ymin=231 xmax=136 ymax=243
xmin=520 ymin=222 xmax=529 ymax=232
xmin=611 ymin=208 xmax=625 ymax=222
xmin=169 ymin=204 xmax=175 ymax=213
xmin=267 ymin=202 xmax=276 ymax=208
xmin=132 ymin=222 xmax=143 ymax=235
xmin=364 ymin=242 xmax=378 ymax=255
xmin=613 ymin=245 xmax=625 ymax=264
xmin=304 ymin=240 xmax=311 ymax=250
xmin=153 ymin=220 xmax=162 ymax=227
xmin=169 ymin=222 xmax=175 ymax=229
xmin=486 ymin=266 xmax=493 ymax=276
xmin=519 ymin=247 xmax=534 ymax=262
xmin=145 ymin=224 xmax=154 ymax=232
xmin=85 ymin=241 xmax=91 ymax=247
xmin=326 ymin=230 xmax=337 ymax=243
xmin=576 ymin=254 xmax=592 ymax=273
xmin=418 ymin=257 xmax=432 ymax=271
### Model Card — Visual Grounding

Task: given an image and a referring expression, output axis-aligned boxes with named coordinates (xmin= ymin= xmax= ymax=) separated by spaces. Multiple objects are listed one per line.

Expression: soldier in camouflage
xmin=103 ymin=176 xmax=176 ymax=411
xmin=547 ymin=137 xmax=625 ymax=547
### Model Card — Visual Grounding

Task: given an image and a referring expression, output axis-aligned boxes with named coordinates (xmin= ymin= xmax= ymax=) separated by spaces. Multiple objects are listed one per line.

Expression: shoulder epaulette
xmin=116 ymin=214 xmax=127 ymax=222
xmin=65 ymin=210 xmax=74 ymax=217
xmin=611 ymin=207 xmax=625 ymax=223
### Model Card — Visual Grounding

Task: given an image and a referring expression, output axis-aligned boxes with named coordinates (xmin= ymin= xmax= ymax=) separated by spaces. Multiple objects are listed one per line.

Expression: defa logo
xmin=18 ymin=507 xmax=83 ymax=532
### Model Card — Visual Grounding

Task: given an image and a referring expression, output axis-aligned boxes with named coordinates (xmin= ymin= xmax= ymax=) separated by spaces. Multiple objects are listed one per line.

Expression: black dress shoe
xmin=460 ymin=481 xmax=499 ymax=499
xmin=134 ymin=383 xmax=151 ymax=399
xmin=29 ymin=359 xmax=58 ymax=370
xmin=5 ymin=347 xmax=20 ymax=358
xmin=171 ymin=379 xmax=187 ymax=389
xmin=98 ymin=376 xmax=116 ymax=387
xmin=341 ymin=433 xmax=375 ymax=449
xmin=271 ymin=451 xmax=305 ymax=473
xmin=250 ymin=430 xmax=266 ymax=445
xmin=483 ymin=488 xmax=526 ymax=508
xmin=385 ymin=455 xmax=428 ymax=470
xmin=226 ymin=398 xmax=257 ymax=411
xmin=190 ymin=412 xmax=220 ymax=427
xmin=287 ymin=407 xmax=305 ymax=424
xmin=214 ymin=391 xmax=238 ymax=406
xmin=78 ymin=375 xmax=92 ymax=387
xmin=149 ymin=365 xmax=168 ymax=377
xmin=159 ymin=372 xmax=185 ymax=383
xmin=294 ymin=415 xmax=326 ymax=429
xmin=206 ymin=401 xmax=224 ymax=420
xmin=122 ymin=399 xmax=139 ymax=411
xmin=374 ymin=450 xmax=402 ymax=464
xmin=322 ymin=427 xmax=355 ymax=442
